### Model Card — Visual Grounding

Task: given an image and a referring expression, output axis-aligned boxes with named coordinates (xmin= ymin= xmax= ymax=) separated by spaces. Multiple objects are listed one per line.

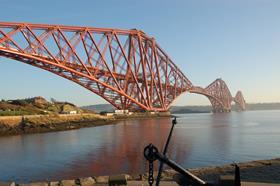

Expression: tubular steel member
xmin=0 ymin=22 xmax=245 ymax=112
xmin=234 ymin=91 xmax=246 ymax=111
xmin=190 ymin=79 xmax=233 ymax=113
xmin=143 ymin=118 xmax=241 ymax=186
xmin=189 ymin=79 xmax=246 ymax=113
xmin=0 ymin=22 xmax=192 ymax=112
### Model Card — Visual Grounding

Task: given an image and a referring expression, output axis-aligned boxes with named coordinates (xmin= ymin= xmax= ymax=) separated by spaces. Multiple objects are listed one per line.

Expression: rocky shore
xmin=142 ymin=158 xmax=280 ymax=184
xmin=186 ymin=158 xmax=280 ymax=183
xmin=0 ymin=112 xmax=171 ymax=136
xmin=1 ymin=158 xmax=280 ymax=185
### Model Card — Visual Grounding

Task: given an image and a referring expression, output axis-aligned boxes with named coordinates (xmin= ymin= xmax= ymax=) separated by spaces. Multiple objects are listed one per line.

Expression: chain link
xmin=148 ymin=160 xmax=154 ymax=186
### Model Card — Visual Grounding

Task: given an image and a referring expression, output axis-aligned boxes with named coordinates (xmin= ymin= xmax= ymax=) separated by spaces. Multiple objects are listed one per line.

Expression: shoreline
xmin=1 ymin=158 xmax=279 ymax=185
xmin=0 ymin=112 xmax=171 ymax=137
xmin=176 ymin=158 xmax=280 ymax=183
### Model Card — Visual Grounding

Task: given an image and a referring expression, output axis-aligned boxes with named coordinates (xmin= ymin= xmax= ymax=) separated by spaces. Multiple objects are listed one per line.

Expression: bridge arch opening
xmin=0 ymin=22 xmax=245 ymax=112
xmin=0 ymin=58 xmax=107 ymax=106
xmin=169 ymin=92 xmax=214 ymax=112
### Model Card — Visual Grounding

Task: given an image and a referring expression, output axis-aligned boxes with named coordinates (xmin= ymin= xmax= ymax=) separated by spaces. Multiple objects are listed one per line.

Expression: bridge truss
xmin=0 ymin=22 xmax=245 ymax=112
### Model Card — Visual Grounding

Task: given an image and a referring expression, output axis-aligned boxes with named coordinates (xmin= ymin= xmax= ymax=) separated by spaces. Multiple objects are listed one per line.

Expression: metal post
xmin=155 ymin=117 xmax=177 ymax=186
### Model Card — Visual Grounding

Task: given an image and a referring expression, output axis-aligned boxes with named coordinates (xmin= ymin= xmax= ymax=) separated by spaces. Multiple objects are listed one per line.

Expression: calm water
xmin=0 ymin=110 xmax=280 ymax=182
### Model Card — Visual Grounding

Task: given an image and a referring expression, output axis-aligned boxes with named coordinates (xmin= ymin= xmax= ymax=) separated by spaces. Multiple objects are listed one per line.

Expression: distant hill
xmin=81 ymin=104 xmax=114 ymax=113
xmin=171 ymin=103 xmax=280 ymax=114
xmin=81 ymin=103 xmax=280 ymax=114
xmin=170 ymin=105 xmax=212 ymax=114
xmin=82 ymin=104 xmax=213 ymax=113
xmin=244 ymin=103 xmax=280 ymax=111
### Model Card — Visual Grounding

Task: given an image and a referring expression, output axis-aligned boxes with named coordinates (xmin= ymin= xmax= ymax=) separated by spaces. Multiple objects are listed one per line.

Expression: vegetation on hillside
xmin=0 ymin=97 xmax=93 ymax=116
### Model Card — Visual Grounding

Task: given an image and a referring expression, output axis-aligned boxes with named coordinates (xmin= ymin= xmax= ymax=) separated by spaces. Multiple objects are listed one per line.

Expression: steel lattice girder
xmin=189 ymin=79 xmax=246 ymax=112
xmin=234 ymin=91 xmax=246 ymax=110
xmin=0 ymin=22 xmax=245 ymax=112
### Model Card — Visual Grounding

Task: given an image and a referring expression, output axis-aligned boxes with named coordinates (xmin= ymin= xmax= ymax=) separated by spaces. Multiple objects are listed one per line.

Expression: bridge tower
xmin=189 ymin=79 xmax=233 ymax=113
xmin=0 ymin=22 xmax=245 ymax=112
xmin=234 ymin=91 xmax=246 ymax=111
xmin=204 ymin=79 xmax=232 ymax=112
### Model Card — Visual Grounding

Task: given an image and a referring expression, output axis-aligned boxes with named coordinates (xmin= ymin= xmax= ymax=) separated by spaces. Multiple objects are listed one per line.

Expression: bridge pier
xmin=212 ymin=108 xmax=231 ymax=113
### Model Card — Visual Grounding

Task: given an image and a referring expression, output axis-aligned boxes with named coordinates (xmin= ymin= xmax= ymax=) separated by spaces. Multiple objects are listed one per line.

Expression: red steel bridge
xmin=0 ymin=22 xmax=245 ymax=112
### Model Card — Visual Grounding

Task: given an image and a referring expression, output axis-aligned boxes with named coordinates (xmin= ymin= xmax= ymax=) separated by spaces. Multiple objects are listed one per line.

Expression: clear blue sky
xmin=0 ymin=0 xmax=279 ymax=106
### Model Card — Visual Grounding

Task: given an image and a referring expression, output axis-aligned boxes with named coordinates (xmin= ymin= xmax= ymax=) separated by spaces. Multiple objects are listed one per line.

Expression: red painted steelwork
xmin=234 ymin=91 xmax=246 ymax=111
xmin=190 ymin=79 xmax=246 ymax=112
xmin=0 ymin=22 xmax=245 ymax=112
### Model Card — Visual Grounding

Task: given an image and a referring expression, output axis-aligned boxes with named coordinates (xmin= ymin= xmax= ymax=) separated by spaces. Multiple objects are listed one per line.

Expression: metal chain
xmin=148 ymin=160 xmax=154 ymax=186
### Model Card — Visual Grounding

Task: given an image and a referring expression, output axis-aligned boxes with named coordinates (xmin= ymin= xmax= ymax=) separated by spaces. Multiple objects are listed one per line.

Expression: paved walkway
xmin=242 ymin=182 xmax=280 ymax=186
xmin=125 ymin=181 xmax=280 ymax=186
xmin=127 ymin=181 xmax=179 ymax=185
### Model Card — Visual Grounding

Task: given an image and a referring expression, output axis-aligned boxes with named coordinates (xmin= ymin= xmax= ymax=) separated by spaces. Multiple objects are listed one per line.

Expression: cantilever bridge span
xmin=0 ymin=22 xmax=245 ymax=112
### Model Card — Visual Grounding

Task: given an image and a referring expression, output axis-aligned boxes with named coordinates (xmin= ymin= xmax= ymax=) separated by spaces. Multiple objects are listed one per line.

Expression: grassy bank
xmin=0 ymin=112 xmax=171 ymax=136
xmin=0 ymin=114 xmax=115 ymax=136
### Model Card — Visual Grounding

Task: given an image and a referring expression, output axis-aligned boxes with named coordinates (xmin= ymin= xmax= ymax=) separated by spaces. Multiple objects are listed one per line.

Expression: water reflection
xmin=0 ymin=117 xmax=190 ymax=182
xmin=0 ymin=110 xmax=280 ymax=182
xmin=209 ymin=113 xmax=232 ymax=161
xmin=56 ymin=118 xmax=192 ymax=180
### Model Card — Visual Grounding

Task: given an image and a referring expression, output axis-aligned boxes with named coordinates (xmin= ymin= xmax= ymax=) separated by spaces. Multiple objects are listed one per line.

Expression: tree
xmin=50 ymin=98 xmax=57 ymax=103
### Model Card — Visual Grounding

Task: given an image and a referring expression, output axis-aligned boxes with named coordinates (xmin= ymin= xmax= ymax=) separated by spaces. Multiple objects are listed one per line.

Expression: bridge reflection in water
xmin=55 ymin=118 xmax=192 ymax=180
xmin=1 ymin=111 xmax=280 ymax=183
xmin=0 ymin=117 xmax=191 ymax=182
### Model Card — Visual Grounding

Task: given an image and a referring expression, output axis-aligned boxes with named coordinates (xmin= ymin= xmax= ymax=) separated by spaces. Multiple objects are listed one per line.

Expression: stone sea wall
xmin=1 ymin=158 xmax=280 ymax=185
